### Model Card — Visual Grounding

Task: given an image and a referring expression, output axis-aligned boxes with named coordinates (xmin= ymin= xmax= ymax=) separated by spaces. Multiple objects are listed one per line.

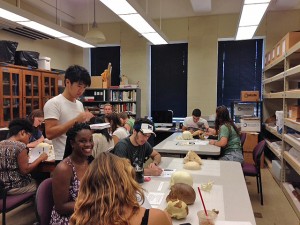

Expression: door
xmin=41 ymin=72 xmax=58 ymax=106
xmin=22 ymin=70 xmax=41 ymax=117
xmin=0 ymin=67 xmax=22 ymax=127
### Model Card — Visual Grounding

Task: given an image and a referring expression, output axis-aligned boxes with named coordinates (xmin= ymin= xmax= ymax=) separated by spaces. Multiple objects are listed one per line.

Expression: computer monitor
xmin=152 ymin=110 xmax=173 ymax=127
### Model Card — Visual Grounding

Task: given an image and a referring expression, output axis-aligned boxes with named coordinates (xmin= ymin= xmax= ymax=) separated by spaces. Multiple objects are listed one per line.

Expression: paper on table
xmin=161 ymin=169 xmax=176 ymax=177
xmin=146 ymin=192 xmax=165 ymax=205
xmin=28 ymin=145 xmax=55 ymax=163
xmin=215 ymin=221 xmax=252 ymax=225
xmin=89 ymin=123 xmax=110 ymax=130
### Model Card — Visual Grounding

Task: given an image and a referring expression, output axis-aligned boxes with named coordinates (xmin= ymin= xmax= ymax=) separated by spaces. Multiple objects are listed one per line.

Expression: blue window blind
xmin=217 ymin=39 xmax=263 ymax=107
xmin=151 ymin=43 xmax=188 ymax=117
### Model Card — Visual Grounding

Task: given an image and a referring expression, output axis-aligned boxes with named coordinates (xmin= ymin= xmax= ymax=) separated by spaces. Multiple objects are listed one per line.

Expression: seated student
xmin=27 ymin=109 xmax=45 ymax=148
xmin=208 ymin=105 xmax=243 ymax=163
xmin=105 ymin=113 xmax=129 ymax=145
xmin=113 ymin=118 xmax=163 ymax=176
xmin=119 ymin=111 xmax=135 ymax=134
xmin=0 ymin=118 xmax=48 ymax=195
xmin=182 ymin=108 xmax=209 ymax=133
xmin=90 ymin=116 xmax=114 ymax=157
xmin=50 ymin=123 xmax=93 ymax=225
xmin=70 ymin=152 xmax=172 ymax=225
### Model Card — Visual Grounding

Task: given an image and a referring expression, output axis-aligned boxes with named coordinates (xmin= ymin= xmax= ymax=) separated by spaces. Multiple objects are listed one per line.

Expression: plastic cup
xmin=197 ymin=210 xmax=217 ymax=225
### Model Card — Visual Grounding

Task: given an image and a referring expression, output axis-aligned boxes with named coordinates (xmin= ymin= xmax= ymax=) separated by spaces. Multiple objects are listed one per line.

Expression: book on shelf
xmin=90 ymin=123 xmax=111 ymax=130
xmin=119 ymin=84 xmax=139 ymax=88
xmin=28 ymin=144 xmax=55 ymax=163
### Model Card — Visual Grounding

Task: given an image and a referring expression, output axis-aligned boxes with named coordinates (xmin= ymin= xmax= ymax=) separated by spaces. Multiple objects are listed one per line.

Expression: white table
xmin=142 ymin=157 xmax=256 ymax=225
xmin=154 ymin=132 xmax=221 ymax=156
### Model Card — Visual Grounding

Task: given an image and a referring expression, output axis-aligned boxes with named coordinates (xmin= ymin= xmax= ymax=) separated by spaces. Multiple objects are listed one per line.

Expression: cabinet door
xmin=0 ymin=67 xmax=22 ymax=127
xmin=22 ymin=70 xmax=41 ymax=117
xmin=41 ymin=72 xmax=58 ymax=106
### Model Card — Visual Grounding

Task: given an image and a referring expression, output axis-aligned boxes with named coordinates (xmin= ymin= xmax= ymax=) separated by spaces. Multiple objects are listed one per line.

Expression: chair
xmin=240 ymin=132 xmax=247 ymax=147
xmin=242 ymin=140 xmax=266 ymax=205
xmin=0 ymin=180 xmax=35 ymax=225
xmin=35 ymin=178 xmax=53 ymax=225
xmin=240 ymin=132 xmax=247 ymax=153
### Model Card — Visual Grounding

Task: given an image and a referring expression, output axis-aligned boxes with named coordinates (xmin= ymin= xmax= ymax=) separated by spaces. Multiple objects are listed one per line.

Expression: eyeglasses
xmin=25 ymin=131 xmax=32 ymax=137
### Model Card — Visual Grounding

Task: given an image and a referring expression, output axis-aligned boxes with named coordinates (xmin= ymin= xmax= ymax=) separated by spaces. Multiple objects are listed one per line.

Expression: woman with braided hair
xmin=70 ymin=152 xmax=172 ymax=225
xmin=50 ymin=123 xmax=94 ymax=225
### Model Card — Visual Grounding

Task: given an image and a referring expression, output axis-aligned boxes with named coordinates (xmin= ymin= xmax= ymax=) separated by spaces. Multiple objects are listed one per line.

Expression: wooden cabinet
xmin=263 ymin=41 xmax=300 ymax=218
xmin=0 ymin=64 xmax=59 ymax=127
xmin=82 ymin=88 xmax=141 ymax=118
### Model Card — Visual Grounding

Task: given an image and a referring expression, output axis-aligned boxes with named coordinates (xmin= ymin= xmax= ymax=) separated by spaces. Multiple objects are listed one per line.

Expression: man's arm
xmin=150 ymin=149 xmax=161 ymax=165
xmin=45 ymin=111 xmax=94 ymax=140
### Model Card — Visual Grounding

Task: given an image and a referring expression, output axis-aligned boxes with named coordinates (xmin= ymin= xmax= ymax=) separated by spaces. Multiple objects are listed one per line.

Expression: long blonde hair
xmin=70 ymin=152 xmax=145 ymax=225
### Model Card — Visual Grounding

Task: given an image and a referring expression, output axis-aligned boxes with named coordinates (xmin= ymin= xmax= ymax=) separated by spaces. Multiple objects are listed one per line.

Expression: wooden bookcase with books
xmin=263 ymin=39 xmax=300 ymax=218
xmin=82 ymin=88 xmax=141 ymax=118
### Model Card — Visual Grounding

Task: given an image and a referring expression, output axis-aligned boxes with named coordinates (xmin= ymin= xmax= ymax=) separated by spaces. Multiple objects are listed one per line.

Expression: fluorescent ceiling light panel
xmin=0 ymin=8 xmax=29 ymax=21
xmin=59 ymin=37 xmax=94 ymax=48
xmin=244 ymin=0 xmax=271 ymax=4
xmin=141 ymin=32 xmax=168 ymax=45
xmin=99 ymin=0 xmax=168 ymax=45
xmin=0 ymin=0 xmax=94 ymax=48
xmin=119 ymin=14 xmax=156 ymax=34
xmin=239 ymin=3 xmax=269 ymax=26
xmin=235 ymin=0 xmax=271 ymax=40
xmin=99 ymin=0 xmax=137 ymax=15
xmin=236 ymin=26 xmax=257 ymax=40
xmin=18 ymin=21 xmax=67 ymax=38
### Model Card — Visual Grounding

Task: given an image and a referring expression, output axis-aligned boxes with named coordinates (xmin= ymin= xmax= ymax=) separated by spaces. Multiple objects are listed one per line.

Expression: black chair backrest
xmin=253 ymin=140 xmax=266 ymax=168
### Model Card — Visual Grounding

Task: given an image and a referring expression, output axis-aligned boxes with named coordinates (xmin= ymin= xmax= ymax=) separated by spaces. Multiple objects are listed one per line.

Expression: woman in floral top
xmin=50 ymin=123 xmax=94 ymax=225
xmin=0 ymin=118 xmax=48 ymax=195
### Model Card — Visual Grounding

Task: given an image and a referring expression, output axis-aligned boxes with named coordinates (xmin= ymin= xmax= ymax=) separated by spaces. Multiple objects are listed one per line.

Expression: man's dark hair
xmin=64 ymin=65 xmax=91 ymax=87
xmin=133 ymin=118 xmax=153 ymax=132
xmin=8 ymin=118 xmax=33 ymax=137
xmin=192 ymin=108 xmax=201 ymax=117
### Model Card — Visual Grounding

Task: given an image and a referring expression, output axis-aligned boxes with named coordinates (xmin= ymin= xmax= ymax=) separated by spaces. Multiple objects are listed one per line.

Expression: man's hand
xmin=76 ymin=111 xmax=94 ymax=123
xmin=145 ymin=164 xmax=163 ymax=176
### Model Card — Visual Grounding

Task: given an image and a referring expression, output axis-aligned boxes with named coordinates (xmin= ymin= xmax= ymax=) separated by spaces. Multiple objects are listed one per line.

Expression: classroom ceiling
xmin=17 ymin=0 xmax=300 ymax=25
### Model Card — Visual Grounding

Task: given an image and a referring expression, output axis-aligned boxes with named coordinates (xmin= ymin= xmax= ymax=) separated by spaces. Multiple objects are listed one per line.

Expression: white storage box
xmin=275 ymin=110 xmax=284 ymax=134
xmin=272 ymin=160 xmax=281 ymax=182
xmin=38 ymin=56 xmax=51 ymax=70
xmin=234 ymin=104 xmax=255 ymax=116
xmin=240 ymin=117 xmax=261 ymax=132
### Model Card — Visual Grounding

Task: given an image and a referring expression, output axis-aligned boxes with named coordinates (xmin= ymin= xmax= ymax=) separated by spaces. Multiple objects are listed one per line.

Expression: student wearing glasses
xmin=27 ymin=109 xmax=45 ymax=148
xmin=112 ymin=118 xmax=162 ymax=176
xmin=0 ymin=118 xmax=48 ymax=195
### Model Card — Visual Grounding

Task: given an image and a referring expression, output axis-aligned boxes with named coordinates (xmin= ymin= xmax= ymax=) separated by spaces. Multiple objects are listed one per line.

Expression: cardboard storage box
xmin=240 ymin=117 xmax=261 ymax=132
xmin=243 ymin=132 xmax=258 ymax=152
xmin=280 ymin=31 xmax=300 ymax=54
xmin=90 ymin=76 xmax=103 ymax=88
xmin=240 ymin=91 xmax=259 ymax=102
xmin=57 ymin=74 xmax=65 ymax=87
xmin=234 ymin=104 xmax=255 ymax=116
xmin=38 ymin=56 xmax=51 ymax=70
xmin=288 ymin=105 xmax=300 ymax=120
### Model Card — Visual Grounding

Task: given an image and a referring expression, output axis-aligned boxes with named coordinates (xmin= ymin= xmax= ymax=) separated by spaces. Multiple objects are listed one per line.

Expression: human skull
xmin=166 ymin=183 xmax=196 ymax=205
xmin=182 ymin=131 xmax=193 ymax=140
xmin=165 ymin=199 xmax=189 ymax=219
xmin=170 ymin=171 xmax=193 ymax=188
xmin=183 ymin=150 xmax=202 ymax=165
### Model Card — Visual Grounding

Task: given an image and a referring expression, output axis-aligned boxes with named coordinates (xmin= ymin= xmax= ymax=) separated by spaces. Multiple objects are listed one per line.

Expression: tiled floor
xmin=2 ymin=167 xmax=300 ymax=225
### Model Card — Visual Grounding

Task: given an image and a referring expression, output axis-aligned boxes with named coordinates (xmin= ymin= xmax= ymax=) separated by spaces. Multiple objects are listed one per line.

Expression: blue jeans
xmin=219 ymin=149 xmax=244 ymax=164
